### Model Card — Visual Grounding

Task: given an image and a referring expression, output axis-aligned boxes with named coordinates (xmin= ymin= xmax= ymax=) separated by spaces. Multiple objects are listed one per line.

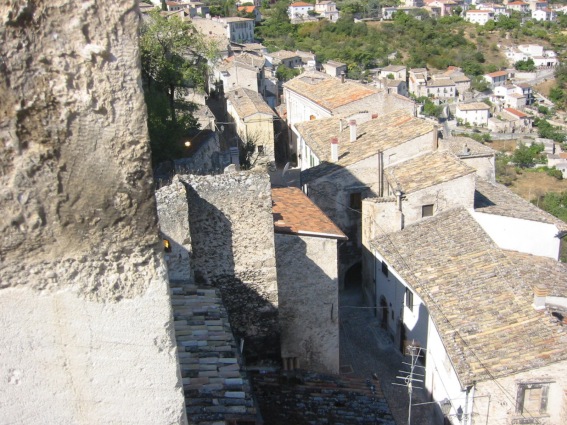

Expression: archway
xmin=343 ymin=262 xmax=362 ymax=290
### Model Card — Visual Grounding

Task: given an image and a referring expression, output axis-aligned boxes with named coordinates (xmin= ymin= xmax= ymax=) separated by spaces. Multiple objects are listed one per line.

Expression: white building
xmin=532 ymin=7 xmax=556 ymax=21
xmin=465 ymin=9 xmax=495 ymax=25
xmin=288 ymin=1 xmax=314 ymax=19
xmin=456 ymin=102 xmax=491 ymax=126
xmin=314 ymin=0 xmax=340 ymax=22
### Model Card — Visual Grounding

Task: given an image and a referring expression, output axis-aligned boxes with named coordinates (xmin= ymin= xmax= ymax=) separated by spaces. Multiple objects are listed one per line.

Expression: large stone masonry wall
xmin=0 ymin=1 xmax=186 ymax=424
xmin=179 ymin=172 xmax=279 ymax=360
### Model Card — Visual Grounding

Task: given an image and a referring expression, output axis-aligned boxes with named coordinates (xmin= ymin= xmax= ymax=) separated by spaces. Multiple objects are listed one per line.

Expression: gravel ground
xmin=339 ymin=287 xmax=435 ymax=425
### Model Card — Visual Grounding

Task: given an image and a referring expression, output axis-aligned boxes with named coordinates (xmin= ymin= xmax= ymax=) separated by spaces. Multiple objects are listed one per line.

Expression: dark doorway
xmin=380 ymin=297 xmax=388 ymax=330
xmin=343 ymin=262 xmax=362 ymax=290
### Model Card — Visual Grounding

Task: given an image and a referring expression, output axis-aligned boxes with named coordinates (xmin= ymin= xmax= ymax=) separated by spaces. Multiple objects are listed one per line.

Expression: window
xmin=309 ymin=114 xmax=316 ymax=120
xmin=350 ymin=192 xmax=362 ymax=210
xmin=257 ymin=145 xmax=264 ymax=155
xmin=381 ymin=261 xmax=389 ymax=277
xmin=405 ymin=288 xmax=414 ymax=312
xmin=422 ymin=204 xmax=434 ymax=217
xmin=516 ymin=382 xmax=550 ymax=415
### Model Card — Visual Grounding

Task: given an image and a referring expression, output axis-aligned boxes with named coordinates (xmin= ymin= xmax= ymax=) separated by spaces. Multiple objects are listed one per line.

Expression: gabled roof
xmin=298 ymin=110 xmax=434 ymax=182
xmin=457 ymin=102 xmax=490 ymax=111
xmin=268 ymin=50 xmax=300 ymax=61
xmin=237 ymin=5 xmax=256 ymax=12
xmin=284 ymin=71 xmax=380 ymax=112
xmin=427 ymin=78 xmax=455 ymax=87
xmin=485 ymin=70 xmax=507 ymax=78
xmin=271 ymin=187 xmax=346 ymax=239
xmin=371 ymin=207 xmax=567 ymax=386
xmin=438 ymin=136 xmax=496 ymax=157
xmin=474 ymin=178 xmax=567 ymax=231
xmin=503 ymin=107 xmax=528 ymax=118
xmin=289 ymin=1 xmax=313 ymax=6
xmin=382 ymin=65 xmax=406 ymax=73
xmin=384 ymin=151 xmax=476 ymax=194
xmin=226 ymin=88 xmax=275 ymax=119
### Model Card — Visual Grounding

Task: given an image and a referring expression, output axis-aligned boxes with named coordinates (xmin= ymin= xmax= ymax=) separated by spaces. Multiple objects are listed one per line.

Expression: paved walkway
xmin=339 ymin=287 xmax=435 ymax=425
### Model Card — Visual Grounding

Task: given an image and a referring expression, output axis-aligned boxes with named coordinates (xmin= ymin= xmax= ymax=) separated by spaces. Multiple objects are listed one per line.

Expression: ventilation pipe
xmin=341 ymin=71 xmax=346 ymax=83
xmin=330 ymin=137 xmax=339 ymax=162
xmin=349 ymin=119 xmax=357 ymax=142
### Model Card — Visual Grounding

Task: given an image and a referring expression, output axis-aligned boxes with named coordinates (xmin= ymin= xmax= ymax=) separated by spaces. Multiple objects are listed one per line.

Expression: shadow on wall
xmin=182 ymin=183 xmax=280 ymax=363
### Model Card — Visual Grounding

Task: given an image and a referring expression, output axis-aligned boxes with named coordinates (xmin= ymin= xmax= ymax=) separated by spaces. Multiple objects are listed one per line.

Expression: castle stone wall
xmin=0 ymin=1 xmax=186 ymax=423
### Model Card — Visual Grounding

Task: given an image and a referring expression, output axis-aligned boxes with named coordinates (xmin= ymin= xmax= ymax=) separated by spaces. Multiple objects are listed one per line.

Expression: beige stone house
xmin=438 ymin=136 xmax=496 ymax=182
xmin=456 ymin=102 xmax=491 ymax=127
xmin=369 ymin=206 xmax=567 ymax=425
xmin=226 ymin=88 xmax=276 ymax=168
xmin=296 ymin=110 xmax=436 ymax=285
xmin=379 ymin=65 xmax=407 ymax=81
xmin=272 ymin=187 xmax=346 ymax=374
xmin=213 ymin=53 xmax=266 ymax=94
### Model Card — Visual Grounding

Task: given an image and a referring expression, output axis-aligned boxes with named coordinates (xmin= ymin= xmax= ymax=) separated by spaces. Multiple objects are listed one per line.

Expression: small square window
xmin=422 ymin=204 xmax=434 ymax=217
xmin=516 ymin=382 xmax=549 ymax=415
xmin=381 ymin=261 xmax=389 ymax=277
xmin=257 ymin=145 xmax=264 ymax=155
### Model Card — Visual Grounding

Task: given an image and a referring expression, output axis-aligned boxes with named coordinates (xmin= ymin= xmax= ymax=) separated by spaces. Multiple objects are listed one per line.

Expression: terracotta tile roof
xmin=438 ymin=136 xmax=496 ymax=157
xmin=283 ymin=71 xmax=381 ymax=112
xmin=237 ymin=5 xmax=256 ymax=12
xmin=290 ymin=1 xmax=313 ymax=6
xmin=384 ymin=151 xmax=476 ymax=194
xmin=504 ymin=107 xmax=527 ymax=118
xmin=486 ymin=70 xmax=507 ymax=78
xmin=427 ymin=78 xmax=455 ymax=87
xmin=474 ymin=178 xmax=567 ymax=231
xmin=298 ymin=110 xmax=435 ymax=182
xmin=370 ymin=207 xmax=567 ymax=386
xmin=457 ymin=102 xmax=490 ymax=111
xmin=467 ymin=9 xmax=492 ymax=13
xmin=226 ymin=88 xmax=275 ymax=119
xmin=272 ymin=187 xmax=346 ymax=239
xmin=252 ymin=371 xmax=395 ymax=425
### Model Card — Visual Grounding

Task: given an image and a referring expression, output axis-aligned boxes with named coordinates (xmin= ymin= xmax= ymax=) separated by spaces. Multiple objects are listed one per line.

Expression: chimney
xmin=433 ymin=125 xmax=439 ymax=150
xmin=341 ymin=71 xmax=345 ymax=84
xmin=349 ymin=119 xmax=357 ymax=142
xmin=330 ymin=137 xmax=339 ymax=162
xmin=533 ymin=285 xmax=549 ymax=310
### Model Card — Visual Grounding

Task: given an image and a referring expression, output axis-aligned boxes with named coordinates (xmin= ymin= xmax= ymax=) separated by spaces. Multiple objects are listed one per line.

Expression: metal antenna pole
xmin=393 ymin=344 xmax=425 ymax=425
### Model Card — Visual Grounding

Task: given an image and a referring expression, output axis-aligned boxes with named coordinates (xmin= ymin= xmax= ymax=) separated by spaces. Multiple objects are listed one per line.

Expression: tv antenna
xmin=392 ymin=344 xmax=426 ymax=425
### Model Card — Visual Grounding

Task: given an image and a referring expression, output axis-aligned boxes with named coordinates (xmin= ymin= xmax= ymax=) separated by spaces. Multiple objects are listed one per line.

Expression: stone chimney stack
xmin=331 ymin=137 xmax=339 ymax=162
xmin=349 ymin=120 xmax=357 ymax=142
xmin=533 ymin=285 xmax=549 ymax=310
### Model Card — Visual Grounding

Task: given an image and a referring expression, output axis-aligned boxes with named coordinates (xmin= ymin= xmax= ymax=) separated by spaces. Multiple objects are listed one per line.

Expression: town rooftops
xmin=457 ymin=102 xmax=491 ymax=111
xmin=226 ymin=88 xmax=275 ymax=119
xmin=438 ymin=136 xmax=496 ymax=157
xmin=486 ymin=70 xmax=507 ymax=78
xmin=290 ymin=1 xmax=313 ymax=6
xmin=384 ymin=151 xmax=476 ymax=194
xmin=284 ymin=71 xmax=381 ymax=112
xmin=219 ymin=53 xmax=265 ymax=72
xmin=474 ymin=178 xmax=567 ymax=231
xmin=371 ymin=207 xmax=567 ymax=386
xmin=268 ymin=50 xmax=300 ymax=61
xmin=271 ymin=187 xmax=347 ymax=239
xmin=504 ymin=107 xmax=528 ymax=118
xmin=299 ymin=110 xmax=434 ymax=182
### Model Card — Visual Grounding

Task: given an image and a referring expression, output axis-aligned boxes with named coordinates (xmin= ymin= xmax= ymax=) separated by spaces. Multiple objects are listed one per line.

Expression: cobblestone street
xmin=339 ymin=286 xmax=435 ymax=425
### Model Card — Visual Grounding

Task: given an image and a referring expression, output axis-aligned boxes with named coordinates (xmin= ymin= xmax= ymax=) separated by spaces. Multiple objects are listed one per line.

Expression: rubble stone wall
xmin=179 ymin=172 xmax=279 ymax=359
xmin=0 ymin=1 xmax=186 ymax=423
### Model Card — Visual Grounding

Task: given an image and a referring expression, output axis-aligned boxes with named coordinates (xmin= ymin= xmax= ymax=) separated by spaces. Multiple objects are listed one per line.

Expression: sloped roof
xmin=226 ymin=88 xmax=275 ymax=119
xmin=486 ymin=70 xmax=507 ymax=78
xmin=384 ymin=151 xmax=476 ymax=194
xmin=297 ymin=110 xmax=434 ymax=182
xmin=371 ymin=207 xmax=567 ymax=386
xmin=457 ymin=102 xmax=490 ymax=111
xmin=382 ymin=65 xmax=406 ymax=73
xmin=237 ymin=5 xmax=256 ymax=12
xmin=290 ymin=1 xmax=313 ymax=6
xmin=173 ymin=284 xmax=257 ymax=423
xmin=284 ymin=71 xmax=381 ymax=112
xmin=268 ymin=50 xmax=300 ymax=61
xmin=438 ymin=137 xmax=496 ymax=157
xmin=504 ymin=107 xmax=528 ymax=118
xmin=272 ymin=187 xmax=346 ymax=239
xmin=474 ymin=178 xmax=567 ymax=231
xmin=427 ymin=78 xmax=455 ymax=87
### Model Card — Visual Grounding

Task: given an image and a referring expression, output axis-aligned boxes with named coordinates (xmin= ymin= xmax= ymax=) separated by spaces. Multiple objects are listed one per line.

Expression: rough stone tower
xmin=0 ymin=1 xmax=186 ymax=423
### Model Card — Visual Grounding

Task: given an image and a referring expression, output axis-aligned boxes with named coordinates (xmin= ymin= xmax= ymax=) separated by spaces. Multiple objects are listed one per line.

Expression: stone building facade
xmin=0 ymin=1 xmax=186 ymax=423
xmin=156 ymin=172 xmax=279 ymax=361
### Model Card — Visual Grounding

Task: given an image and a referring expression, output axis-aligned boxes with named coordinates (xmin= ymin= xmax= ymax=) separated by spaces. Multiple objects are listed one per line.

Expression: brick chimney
xmin=330 ymin=137 xmax=339 ymax=162
xmin=349 ymin=120 xmax=357 ymax=142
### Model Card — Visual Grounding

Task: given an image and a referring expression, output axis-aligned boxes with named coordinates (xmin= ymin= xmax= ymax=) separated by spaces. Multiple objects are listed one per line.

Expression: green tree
xmin=140 ymin=10 xmax=217 ymax=163
xmin=514 ymin=58 xmax=536 ymax=72
xmin=512 ymin=142 xmax=545 ymax=168
xmin=536 ymin=118 xmax=566 ymax=143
